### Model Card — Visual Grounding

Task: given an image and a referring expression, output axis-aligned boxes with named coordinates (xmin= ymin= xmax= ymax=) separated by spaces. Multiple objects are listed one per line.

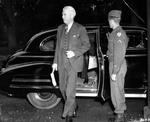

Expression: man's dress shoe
xmin=66 ymin=115 xmax=73 ymax=122
xmin=115 ymin=113 xmax=125 ymax=122
xmin=62 ymin=105 xmax=78 ymax=120
xmin=61 ymin=116 xmax=65 ymax=119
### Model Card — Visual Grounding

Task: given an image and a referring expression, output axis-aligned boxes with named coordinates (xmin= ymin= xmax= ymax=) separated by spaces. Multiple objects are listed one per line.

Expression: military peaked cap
xmin=108 ymin=10 xmax=122 ymax=19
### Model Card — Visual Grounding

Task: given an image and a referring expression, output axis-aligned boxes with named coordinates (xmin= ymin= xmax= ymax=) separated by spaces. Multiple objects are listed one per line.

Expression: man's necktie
xmin=65 ymin=26 xmax=68 ymax=34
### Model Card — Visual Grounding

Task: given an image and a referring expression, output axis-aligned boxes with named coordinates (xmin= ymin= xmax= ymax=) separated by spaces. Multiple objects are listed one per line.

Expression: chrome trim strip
xmin=15 ymin=55 xmax=53 ymax=58
xmin=125 ymin=93 xmax=146 ymax=98
xmin=11 ymin=51 xmax=26 ymax=57
xmin=139 ymin=118 xmax=150 ymax=122
xmin=2 ymin=62 xmax=50 ymax=73
xmin=76 ymin=93 xmax=146 ymax=98
xmin=76 ymin=93 xmax=98 ymax=97
xmin=10 ymin=85 xmax=58 ymax=89
xmin=126 ymin=54 xmax=147 ymax=57
xmin=12 ymin=78 xmax=51 ymax=82
xmin=76 ymin=88 xmax=97 ymax=91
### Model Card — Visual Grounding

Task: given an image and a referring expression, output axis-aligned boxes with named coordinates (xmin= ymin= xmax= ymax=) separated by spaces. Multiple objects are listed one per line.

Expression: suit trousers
xmin=60 ymin=60 xmax=77 ymax=117
xmin=109 ymin=59 xmax=127 ymax=114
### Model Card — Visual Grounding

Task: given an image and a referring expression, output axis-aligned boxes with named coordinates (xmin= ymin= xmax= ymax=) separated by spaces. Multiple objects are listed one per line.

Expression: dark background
xmin=0 ymin=0 xmax=147 ymax=54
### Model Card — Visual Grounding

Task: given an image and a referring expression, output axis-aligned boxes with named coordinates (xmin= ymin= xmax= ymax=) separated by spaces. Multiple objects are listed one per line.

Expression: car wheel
xmin=27 ymin=92 xmax=61 ymax=109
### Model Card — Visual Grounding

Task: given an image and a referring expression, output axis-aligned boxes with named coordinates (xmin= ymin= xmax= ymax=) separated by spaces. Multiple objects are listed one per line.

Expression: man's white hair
xmin=63 ymin=6 xmax=76 ymax=18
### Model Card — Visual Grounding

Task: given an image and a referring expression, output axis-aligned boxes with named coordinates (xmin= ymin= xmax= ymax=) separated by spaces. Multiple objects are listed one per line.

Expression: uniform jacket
xmin=107 ymin=26 xmax=128 ymax=74
xmin=54 ymin=22 xmax=90 ymax=72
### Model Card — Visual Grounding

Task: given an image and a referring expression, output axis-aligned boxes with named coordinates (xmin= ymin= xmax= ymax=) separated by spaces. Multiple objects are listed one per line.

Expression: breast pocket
xmin=70 ymin=34 xmax=80 ymax=47
xmin=72 ymin=34 xmax=79 ymax=40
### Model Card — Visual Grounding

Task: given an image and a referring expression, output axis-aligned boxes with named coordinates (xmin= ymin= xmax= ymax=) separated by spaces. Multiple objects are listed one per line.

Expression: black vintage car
xmin=0 ymin=25 xmax=147 ymax=109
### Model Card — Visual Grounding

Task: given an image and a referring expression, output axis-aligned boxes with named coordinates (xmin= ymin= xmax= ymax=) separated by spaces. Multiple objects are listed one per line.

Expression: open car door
xmin=76 ymin=25 xmax=110 ymax=101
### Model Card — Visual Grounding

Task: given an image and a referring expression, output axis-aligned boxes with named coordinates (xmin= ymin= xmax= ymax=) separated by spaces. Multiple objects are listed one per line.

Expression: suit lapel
xmin=69 ymin=22 xmax=77 ymax=35
xmin=68 ymin=23 xmax=78 ymax=43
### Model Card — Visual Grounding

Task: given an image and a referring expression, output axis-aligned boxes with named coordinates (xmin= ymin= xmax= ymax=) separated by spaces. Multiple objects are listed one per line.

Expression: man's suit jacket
xmin=54 ymin=22 xmax=90 ymax=72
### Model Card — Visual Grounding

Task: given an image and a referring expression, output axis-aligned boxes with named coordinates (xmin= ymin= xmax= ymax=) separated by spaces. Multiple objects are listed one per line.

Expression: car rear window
xmin=39 ymin=35 xmax=56 ymax=52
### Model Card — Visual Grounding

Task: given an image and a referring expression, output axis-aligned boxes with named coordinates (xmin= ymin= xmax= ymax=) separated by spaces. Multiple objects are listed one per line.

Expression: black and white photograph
xmin=0 ymin=0 xmax=149 ymax=122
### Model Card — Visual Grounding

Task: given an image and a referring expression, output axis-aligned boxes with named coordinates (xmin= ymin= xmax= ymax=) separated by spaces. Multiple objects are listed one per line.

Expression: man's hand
xmin=52 ymin=63 xmax=57 ymax=71
xmin=111 ymin=74 xmax=116 ymax=81
xmin=66 ymin=50 xmax=75 ymax=58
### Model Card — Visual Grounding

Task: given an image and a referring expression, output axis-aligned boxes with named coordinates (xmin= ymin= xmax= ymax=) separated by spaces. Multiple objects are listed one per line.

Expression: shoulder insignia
xmin=117 ymin=32 xmax=121 ymax=37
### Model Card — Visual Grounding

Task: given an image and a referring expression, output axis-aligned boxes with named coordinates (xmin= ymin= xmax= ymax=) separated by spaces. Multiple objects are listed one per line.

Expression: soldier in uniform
xmin=106 ymin=10 xmax=129 ymax=122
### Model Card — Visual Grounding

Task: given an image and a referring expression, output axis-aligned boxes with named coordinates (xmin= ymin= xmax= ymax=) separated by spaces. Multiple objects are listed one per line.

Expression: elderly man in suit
xmin=52 ymin=6 xmax=90 ymax=122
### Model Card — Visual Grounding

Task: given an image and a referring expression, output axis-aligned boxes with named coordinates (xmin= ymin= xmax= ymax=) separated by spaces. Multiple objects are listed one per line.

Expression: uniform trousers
xmin=59 ymin=58 xmax=77 ymax=117
xmin=109 ymin=59 xmax=127 ymax=114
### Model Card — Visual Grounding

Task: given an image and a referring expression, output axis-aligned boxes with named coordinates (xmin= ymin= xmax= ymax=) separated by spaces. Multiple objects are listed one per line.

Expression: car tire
xmin=27 ymin=92 xmax=61 ymax=109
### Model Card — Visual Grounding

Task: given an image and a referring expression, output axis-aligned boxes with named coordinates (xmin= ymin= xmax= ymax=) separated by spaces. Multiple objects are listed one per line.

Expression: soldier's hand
xmin=111 ymin=74 xmax=116 ymax=81
xmin=52 ymin=63 xmax=57 ymax=71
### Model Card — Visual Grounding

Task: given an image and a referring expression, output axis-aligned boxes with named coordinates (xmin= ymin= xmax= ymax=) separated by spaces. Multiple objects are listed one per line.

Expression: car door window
xmin=126 ymin=31 xmax=146 ymax=49
xmin=39 ymin=35 xmax=56 ymax=52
